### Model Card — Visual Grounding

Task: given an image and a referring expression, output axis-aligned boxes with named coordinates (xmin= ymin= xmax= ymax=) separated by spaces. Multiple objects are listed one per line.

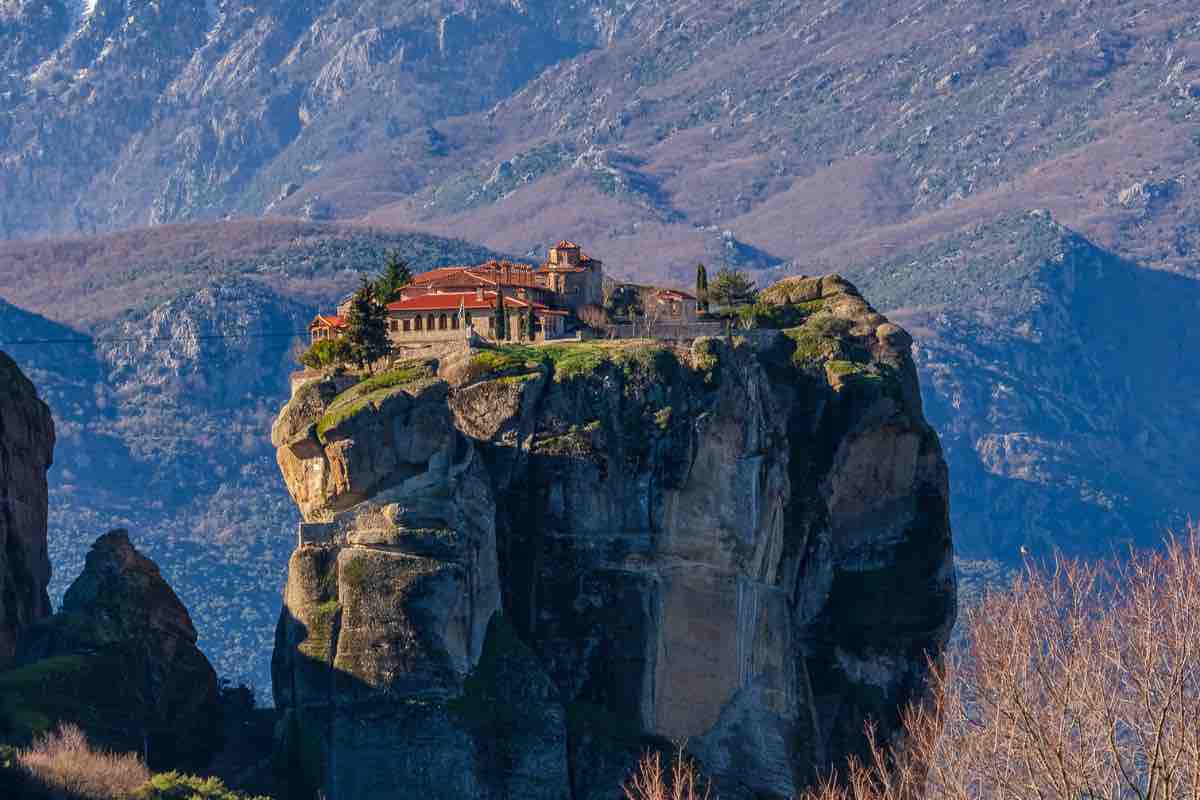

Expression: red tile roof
xmin=387 ymin=291 xmax=566 ymax=315
xmin=655 ymin=289 xmax=697 ymax=300
xmin=555 ymin=241 xmax=581 ymax=250
xmin=410 ymin=265 xmax=539 ymax=289
xmin=311 ymin=314 xmax=347 ymax=328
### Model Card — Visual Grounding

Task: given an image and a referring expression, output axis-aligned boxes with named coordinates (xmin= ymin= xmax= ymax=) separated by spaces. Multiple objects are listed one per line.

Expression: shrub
xmin=17 ymin=723 xmax=150 ymax=799
xmin=134 ymin=772 xmax=270 ymax=800
xmin=732 ymin=302 xmax=805 ymax=329
xmin=801 ymin=523 xmax=1200 ymax=800
xmin=298 ymin=338 xmax=350 ymax=369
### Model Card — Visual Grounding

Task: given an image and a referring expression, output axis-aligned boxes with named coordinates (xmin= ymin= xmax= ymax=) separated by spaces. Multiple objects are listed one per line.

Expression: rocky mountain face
xmin=270 ymin=277 xmax=956 ymax=799
xmin=7 ymin=529 xmax=223 ymax=769
xmin=0 ymin=352 xmax=54 ymax=668
xmin=0 ymin=229 xmax=527 ymax=697
xmin=839 ymin=213 xmax=1200 ymax=565
xmin=0 ymin=0 xmax=649 ymax=240
xmin=4 ymin=0 xmax=1200 ymax=288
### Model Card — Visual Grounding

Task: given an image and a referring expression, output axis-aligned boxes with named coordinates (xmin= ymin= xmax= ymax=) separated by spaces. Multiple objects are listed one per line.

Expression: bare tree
xmin=803 ymin=523 xmax=1200 ymax=800
xmin=623 ymin=744 xmax=713 ymax=800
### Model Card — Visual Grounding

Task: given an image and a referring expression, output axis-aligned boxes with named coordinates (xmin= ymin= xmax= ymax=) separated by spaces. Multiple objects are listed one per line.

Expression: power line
xmin=0 ymin=331 xmax=310 ymax=346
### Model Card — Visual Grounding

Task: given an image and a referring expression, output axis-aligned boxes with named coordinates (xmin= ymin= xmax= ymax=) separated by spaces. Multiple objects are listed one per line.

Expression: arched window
xmin=389 ymin=319 xmax=398 ymax=332
xmin=427 ymin=315 xmax=436 ymax=331
xmin=451 ymin=316 xmax=460 ymax=330
xmin=414 ymin=316 xmax=423 ymax=331
xmin=439 ymin=314 xmax=448 ymax=330
xmin=403 ymin=319 xmax=411 ymax=333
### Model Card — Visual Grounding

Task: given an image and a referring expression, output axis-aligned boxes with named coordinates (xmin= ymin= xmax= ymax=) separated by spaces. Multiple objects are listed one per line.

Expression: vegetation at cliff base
xmin=798 ymin=524 xmax=1200 ymax=800
xmin=0 ymin=724 xmax=269 ymax=800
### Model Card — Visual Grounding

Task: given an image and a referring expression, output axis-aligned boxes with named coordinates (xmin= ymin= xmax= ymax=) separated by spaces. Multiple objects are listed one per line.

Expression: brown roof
xmin=554 ymin=240 xmax=581 ymax=250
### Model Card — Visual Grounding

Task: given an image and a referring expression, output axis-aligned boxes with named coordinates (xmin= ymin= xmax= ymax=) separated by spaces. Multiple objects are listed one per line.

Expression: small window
xmin=389 ymin=320 xmax=398 ymax=332
xmin=452 ymin=316 xmax=460 ymax=330
xmin=403 ymin=319 xmax=411 ymax=332
xmin=415 ymin=317 xmax=423 ymax=331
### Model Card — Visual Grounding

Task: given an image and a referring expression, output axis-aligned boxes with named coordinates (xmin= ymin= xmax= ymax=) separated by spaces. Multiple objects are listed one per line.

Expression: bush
xmin=732 ymin=302 xmax=805 ymax=329
xmin=298 ymin=338 xmax=350 ymax=369
xmin=17 ymin=723 xmax=150 ymax=799
xmin=133 ymin=772 xmax=270 ymax=800
xmin=802 ymin=522 xmax=1200 ymax=800
xmin=622 ymin=745 xmax=712 ymax=800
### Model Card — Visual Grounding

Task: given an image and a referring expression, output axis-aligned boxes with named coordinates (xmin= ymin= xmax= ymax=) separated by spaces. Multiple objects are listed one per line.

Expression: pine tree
xmin=374 ymin=251 xmax=413 ymax=303
xmin=708 ymin=267 xmax=757 ymax=308
xmin=493 ymin=288 xmax=507 ymax=341
xmin=695 ymin=263 xmax=709 ymax=312
xmin=346 ymin=278 xmax=390 ymax=371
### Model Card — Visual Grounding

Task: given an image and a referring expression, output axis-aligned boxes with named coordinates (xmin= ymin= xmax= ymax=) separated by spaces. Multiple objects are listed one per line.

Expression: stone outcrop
xmin=0 ymin=352 xmax=54 ymax=669
xmin=4 ymin=530 xmax=222 ymax=770
xmin=271 ymin=276 xmax=956 ymax=800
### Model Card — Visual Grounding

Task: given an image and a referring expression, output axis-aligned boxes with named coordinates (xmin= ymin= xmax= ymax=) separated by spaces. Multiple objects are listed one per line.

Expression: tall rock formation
xmin=271 ymin=276 xmax=957 ymax=800
xmin=4 ymin=530 xmax=222 ymax=770
xmin=0 ymin=352 xmax=54 ymax=668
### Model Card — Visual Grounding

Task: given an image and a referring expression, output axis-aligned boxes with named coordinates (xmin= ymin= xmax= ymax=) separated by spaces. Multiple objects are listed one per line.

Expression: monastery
xmin=309 ymin=241 xmax=606 ymax=345
xmin=308 ymin=240 xmax=701 ymax=347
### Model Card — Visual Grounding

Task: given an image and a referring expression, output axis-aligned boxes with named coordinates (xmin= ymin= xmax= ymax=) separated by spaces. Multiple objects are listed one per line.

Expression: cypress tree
xmin=493 ymin=288 xmax=507 ymax=341
xmin=696 ymin=263 xmax=709 ymax=312
xmin=525 ymin=306 xmax=536 ymax=340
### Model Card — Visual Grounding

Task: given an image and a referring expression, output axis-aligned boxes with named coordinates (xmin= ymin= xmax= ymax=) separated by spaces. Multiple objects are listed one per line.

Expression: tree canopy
xmin=345 ymin=278 xmax=390 ymax=369
xmin=707 ymin=267 xmax=757 ymax=308
xmin=373 ymin=251 xmax=413 ymax=303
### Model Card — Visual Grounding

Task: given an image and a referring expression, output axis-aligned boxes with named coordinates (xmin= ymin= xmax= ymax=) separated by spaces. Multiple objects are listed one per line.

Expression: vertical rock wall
xmin=0 ymin=352 xmax=54 ymax=668
xmin=271 ymin=276 xmax=957 ymax=800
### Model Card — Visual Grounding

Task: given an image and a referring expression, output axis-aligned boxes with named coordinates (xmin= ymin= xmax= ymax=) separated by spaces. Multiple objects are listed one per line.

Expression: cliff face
xmin=0 ymin=352 xmax=55 ymax=669
xmin=270 ymin=276 xmax=956 ymax=799
xmin=6 ymin=530 xmax=222 ymax=770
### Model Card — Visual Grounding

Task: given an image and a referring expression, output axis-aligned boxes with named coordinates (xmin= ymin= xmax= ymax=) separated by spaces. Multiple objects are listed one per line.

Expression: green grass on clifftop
xmin=316 ymin=361 xmax=436 ymax=442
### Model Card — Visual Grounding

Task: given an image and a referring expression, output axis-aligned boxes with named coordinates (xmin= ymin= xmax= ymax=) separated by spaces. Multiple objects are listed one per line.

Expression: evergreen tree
xmin=708 ymin=267 xmax=757 ymax=308
xmin=493 ymin=288 xmax=507 ymax=341
xmin=524 ymin=306 xmax=536 ymax=341
xmin=695 ymin=263 xmax=709 ymax=312
xmin=373 ymin=251 xmax=413 ymax=303
xmin=346 ymin=278 xmax=390 ymax=371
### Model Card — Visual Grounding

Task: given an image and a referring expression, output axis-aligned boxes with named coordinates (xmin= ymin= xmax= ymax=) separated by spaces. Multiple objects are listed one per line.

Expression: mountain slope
xmin=0 ymin=0 xmax=657 ymax=240
xmin=6 ymin=0 xmax=1199 ymax=289
xmin=843 ymin=213 xmax=1200 ymax=561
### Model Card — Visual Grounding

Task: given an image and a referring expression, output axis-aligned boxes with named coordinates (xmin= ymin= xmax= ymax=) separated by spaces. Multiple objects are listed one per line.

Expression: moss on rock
xmin=316 ymin=361 xmax=436 ymax=442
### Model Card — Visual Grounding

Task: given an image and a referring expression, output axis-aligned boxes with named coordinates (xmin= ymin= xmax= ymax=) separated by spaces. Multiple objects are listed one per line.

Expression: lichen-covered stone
xmin=0 ymin=352 xmax=54 ymax=669
xmin=271 ymin=276 xmax=956 ymax=800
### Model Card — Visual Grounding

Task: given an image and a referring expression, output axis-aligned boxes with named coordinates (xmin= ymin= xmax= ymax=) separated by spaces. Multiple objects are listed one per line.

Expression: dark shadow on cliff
xmin=273 ymin=600 xmax=675 ymax=800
